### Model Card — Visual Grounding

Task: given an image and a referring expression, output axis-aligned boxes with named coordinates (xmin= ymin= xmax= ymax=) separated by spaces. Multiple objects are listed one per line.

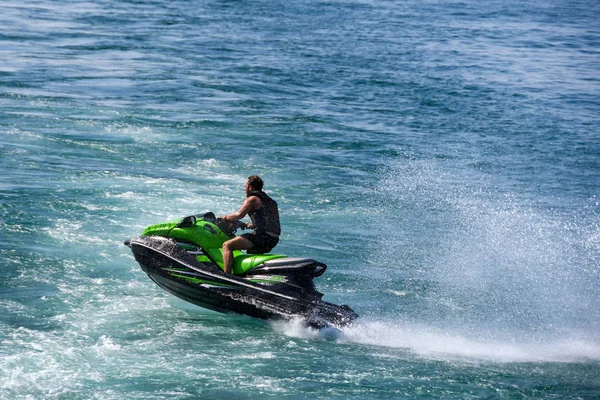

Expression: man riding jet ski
xmin=220 ymin=175 xmax=281 ymax=274
xmin=125 ymin=178 xmax=358 ymax=329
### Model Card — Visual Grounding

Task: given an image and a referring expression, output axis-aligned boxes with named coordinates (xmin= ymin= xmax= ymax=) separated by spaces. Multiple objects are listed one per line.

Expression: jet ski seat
xmin=262 ymin=257 xmax=316 ymax=268
xmin=243 ymin=257 xmax=327 ymax=278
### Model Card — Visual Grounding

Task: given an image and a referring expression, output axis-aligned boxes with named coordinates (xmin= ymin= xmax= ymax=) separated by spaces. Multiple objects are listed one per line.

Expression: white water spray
xmin=356 ymin=158 xmax=600 ymax=362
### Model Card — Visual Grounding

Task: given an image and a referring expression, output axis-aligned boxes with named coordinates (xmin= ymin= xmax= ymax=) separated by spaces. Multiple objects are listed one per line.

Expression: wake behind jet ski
xmin=125 ymin=212 xmax=358 ymax=329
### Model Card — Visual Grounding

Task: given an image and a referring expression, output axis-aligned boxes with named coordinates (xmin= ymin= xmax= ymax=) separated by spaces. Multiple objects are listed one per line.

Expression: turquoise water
xmin=1 ymin=0 xmax=599 ymax=398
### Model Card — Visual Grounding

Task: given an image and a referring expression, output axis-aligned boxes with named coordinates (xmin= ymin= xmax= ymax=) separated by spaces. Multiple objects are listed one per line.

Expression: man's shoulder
xmin=246 ymin=194 xmax=263 ymax=208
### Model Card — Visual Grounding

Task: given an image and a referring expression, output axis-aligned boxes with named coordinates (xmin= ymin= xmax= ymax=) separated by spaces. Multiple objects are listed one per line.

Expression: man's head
xmin=246 ymin=175 xmax=264 ymax=194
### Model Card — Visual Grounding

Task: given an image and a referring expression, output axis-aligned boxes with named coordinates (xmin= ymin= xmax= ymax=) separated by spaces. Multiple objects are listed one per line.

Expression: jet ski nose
xmin=124 ymin=239 xmax=131 ymax=247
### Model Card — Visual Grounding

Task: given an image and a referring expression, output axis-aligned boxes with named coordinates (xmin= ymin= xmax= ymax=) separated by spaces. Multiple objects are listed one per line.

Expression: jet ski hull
xmin=130 ymin=236 xmax=358 ymax=329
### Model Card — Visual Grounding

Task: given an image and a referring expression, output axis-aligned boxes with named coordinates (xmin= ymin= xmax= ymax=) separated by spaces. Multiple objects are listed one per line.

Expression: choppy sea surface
xmin=1 ymin=0 xmax=599 ymax=398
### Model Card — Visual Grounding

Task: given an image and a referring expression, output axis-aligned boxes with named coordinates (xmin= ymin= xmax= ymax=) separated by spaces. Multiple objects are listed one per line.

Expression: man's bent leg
xmin=222 ymin=236 xmax=254 ymax=274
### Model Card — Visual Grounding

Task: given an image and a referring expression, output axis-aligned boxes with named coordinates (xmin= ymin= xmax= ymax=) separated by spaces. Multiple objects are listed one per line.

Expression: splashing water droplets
xmin=361 ymin=158 xmax=600 ymax=360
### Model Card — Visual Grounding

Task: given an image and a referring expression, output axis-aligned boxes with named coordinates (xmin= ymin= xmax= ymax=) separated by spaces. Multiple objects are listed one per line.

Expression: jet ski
xmin=125 ymin=212 xmax=358 ymax=329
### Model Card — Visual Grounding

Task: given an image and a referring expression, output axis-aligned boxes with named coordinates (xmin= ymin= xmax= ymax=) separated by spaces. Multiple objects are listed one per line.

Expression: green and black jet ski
xmin=125 ymin=212 xmax=358 ymax=329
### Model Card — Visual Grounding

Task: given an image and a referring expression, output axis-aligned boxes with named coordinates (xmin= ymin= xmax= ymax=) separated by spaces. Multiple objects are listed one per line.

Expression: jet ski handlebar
xmin=216 ymin=218 xmax=248 ymax=235
xmin=187 ymin=212 xmax=246 ymax=236
xmin=176 ymin=212 xmax=249 ymax=236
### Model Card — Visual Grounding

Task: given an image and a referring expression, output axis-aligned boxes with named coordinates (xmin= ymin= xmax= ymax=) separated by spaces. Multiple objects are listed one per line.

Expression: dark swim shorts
xmin=241 ymin=232 xmax=279 ymax=254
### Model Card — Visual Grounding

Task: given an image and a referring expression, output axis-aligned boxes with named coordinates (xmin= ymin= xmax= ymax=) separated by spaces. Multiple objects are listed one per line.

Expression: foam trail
xmin=340 ymin=319 xmax=600 ymax=363
xmin=270 ymin=318 xmax=344 ymax=341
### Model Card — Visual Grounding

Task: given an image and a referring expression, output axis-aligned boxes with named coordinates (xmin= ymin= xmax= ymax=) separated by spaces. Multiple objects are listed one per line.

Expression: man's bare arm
xmin=222 ymin=197 xmax=260 ymax=221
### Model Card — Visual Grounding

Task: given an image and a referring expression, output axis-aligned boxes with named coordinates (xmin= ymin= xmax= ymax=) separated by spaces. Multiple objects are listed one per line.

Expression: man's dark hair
xmin=247 ymin=175 xmax=264 ymax=191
